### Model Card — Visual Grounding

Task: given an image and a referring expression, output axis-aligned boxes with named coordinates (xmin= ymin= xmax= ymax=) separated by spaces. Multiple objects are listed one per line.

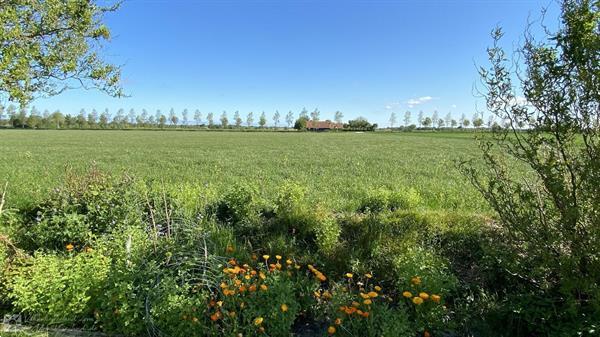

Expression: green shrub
xmin=10 ymin=250 xmax=110 ymax=326
xmin=215 ymin=183 xmax=264 ymax=236
xmin=358 ymin=188 xmax=422 ymax=213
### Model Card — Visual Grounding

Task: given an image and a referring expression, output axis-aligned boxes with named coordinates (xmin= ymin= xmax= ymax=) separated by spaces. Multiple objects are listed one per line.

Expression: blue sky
xmin=30 ymin=0 xmax=559 ymax=126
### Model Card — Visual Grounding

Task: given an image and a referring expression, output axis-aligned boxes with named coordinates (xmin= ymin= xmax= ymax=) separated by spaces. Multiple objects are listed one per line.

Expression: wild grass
xmin=0 ymin=130 xmax=486 ymax=213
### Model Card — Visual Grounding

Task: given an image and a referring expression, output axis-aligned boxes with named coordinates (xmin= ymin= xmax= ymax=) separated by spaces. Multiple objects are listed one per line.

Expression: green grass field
xmin=0 ymin=130 xmax=487 ymax=213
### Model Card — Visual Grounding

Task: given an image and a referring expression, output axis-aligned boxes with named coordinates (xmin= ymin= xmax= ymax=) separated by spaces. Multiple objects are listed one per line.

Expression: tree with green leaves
xmin=462 ymin=1 xmax=599 ymax=333
xmin=220 ymin=111 xmax=228 ymax=128
xmin=299 ymin=107 xmax=309 ymax=119
xmin=334 ymin=111 xmax=344 ymax=124
xmin=206 ymin=112 xmax=214 ymax=128
xmin=194 ymin=109 xmax=202 ymax=126
xmin=246 ymin=112 xmax=254 ymax=127
xmin=472 ymin=114 xmax=483 ymax=128
xmin=158 ymin=114 xmax=167 ymax=129
xmin=422 ymin=116 xmax=432 ymax=128
xmin=417 ymin=111 xmax=424 ymax=128
xmin=310 ymin=108 xmax=320 ymax=123
xmin=169 ymin=108 xmax=177 ymax=126
xmin=234 ymin=111 xmax=242 ymax=128
xmin=0 ymin=0 xmax=123 ymax=106
xmin=259 ymin=112 xmax=267 ymax=128
xmin=285 ymin=111 xmax=294 ymax=128
xmin=182 ymin=109 xmax=189 ymax=127
xmin=273 ymin=110 xmax=281 ymax=128
xmin=431 ymin=110 xmax=439 ymax=128
xmin=404 ymin=111 xmax=411 ymax=126
xmin=389 ymin=112 xmax=397 ymax=128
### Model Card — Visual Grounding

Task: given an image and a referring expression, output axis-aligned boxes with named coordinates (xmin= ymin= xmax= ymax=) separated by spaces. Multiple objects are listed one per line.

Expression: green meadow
xmin=0 ymin=130 xmax=486 ymax=213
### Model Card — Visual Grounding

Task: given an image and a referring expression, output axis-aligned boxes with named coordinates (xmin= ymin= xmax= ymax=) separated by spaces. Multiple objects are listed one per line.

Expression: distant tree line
xmin=0 ymin=105 xmax=338 ymax=130
xmin=0 ymin=103 xmax=517 ymax=132
xmin=386 ymin=110 xmax=533 ymax=131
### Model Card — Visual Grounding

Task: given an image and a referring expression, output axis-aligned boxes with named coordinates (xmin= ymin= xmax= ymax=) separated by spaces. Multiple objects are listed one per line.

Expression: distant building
xmin=306 ymin=120 xmax=343 ymax=131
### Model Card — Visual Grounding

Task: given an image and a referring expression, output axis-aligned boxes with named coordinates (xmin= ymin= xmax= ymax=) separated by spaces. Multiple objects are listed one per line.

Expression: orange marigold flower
xmin=351 ymin=301 xmax=360 ymax=308
xmin=327 ymin=326 xmax=336 ymax=335
xmin=403 ymin=291 xmax=412 ymax=298
xmin=316 ymin=273 xmax=327 ymax=282
xmin=66 ymin=243 xmax=74 ymax=251
xmin=411 ymin=276 xmax=421 ymax=285
xmin=367 ymin=291 xmax=378 ymax=298
xmin=412 ymin=296 xmax=424 ymax=305
xmin=334 ymin=318 xmax=342 ymax=325
xmin=249 ymin=284 xmax=257 ymax=292
xmin=362 ymin=311 xmax=370 ymax=318
xmin=363 ymin=299 xmax=372 ymax=305
xmin=226 ymin=245 xmax=235 ymax=253
xmin=360 ymin=292 xmax=370 ymax=299
xmin=210 ymin=312 xmax=220 ymax=321
xmin=431 ymin=294 xmax=441 ymax=303
xmin=374 ymin=285 xmax=382 ymax=292
xmin=280 ymin=304 xmax=288 ymax=312
xmin=286 ymin=259 xmax=293 ymax=265
xmin=251 ymin=254 xmax=258 ymax=260
xmin=419 ymin=292 xmax=429 ymax=300
xmin=260 ymin=284 xmax=268 ymax=291
xmin=254 ymin=317 xmax=264 ymax=325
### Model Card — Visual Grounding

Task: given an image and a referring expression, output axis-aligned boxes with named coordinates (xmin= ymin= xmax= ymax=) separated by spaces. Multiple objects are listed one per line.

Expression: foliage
xmin=0 ymin=0 xmax=123 ymax=105
xmin=462 ymin=0 xmax=600 ymax=334
xmin=9 ymin=249 xmax=110 ymax=326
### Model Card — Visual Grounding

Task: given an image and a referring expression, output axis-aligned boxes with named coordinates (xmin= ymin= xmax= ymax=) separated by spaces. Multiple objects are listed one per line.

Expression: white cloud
xmin=451 ymin=104 xmax=457 ymax=109
xmin=384 ymin=102 xmax=401 ymax=110
xmin=406 ymin=96 xmax=434 ymax=108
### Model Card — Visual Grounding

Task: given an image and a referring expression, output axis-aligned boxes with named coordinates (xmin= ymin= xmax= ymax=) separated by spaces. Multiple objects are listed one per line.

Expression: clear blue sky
xmin=31 ymin=0 xmax=559 ymax=126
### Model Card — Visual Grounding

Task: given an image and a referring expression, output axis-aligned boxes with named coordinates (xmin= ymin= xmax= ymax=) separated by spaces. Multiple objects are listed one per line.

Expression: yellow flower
xmin=374 ymin=286 xmax=382 ymax=292
xmin=402 ymin=291 xmax=412 ymax=298
xmin=412 ymin=296 xmax=424 ymax=305
xmin=260 ymin=284 xmax=268 ymax=291
xmin=351 ymin=301 xmax=360 ymax=308
xmin=226 ymin=245 xmax=235 ymax=253
xmin=280 ymin=304 xmax=288 ymax=312
xmin=66 ymin=243 xmax=74 ymax=252
xmin=254 ymin=317 xmax=264 ymax=325
xmin=411 ymin=276 xmax=421 ymax=285
xmin=263 ymin=255 xmax=270 ymax=261
xmin=286 ymin=259 xmax=293 ymax=265
xmin=367 ymin=291 xmax=378 ymax=298
xmin=334 ymin=318 xmax=342 ymax=325
xmin=431 ymin=294 xmax=441 ymax=303
xmin=419 ymin=292 xmax=429 ymax=300
xmin=327 ymin=326 xmax=336 ymax=335
xmin=365 ymin=273 xmax=372 ymax=278
xmin=363 ymin=299 xmax=372 ymax=305
xmin=345 ymin=273 xmax=353 ymax=278
xmin=275 ymin=255 xmax=282 ymax=260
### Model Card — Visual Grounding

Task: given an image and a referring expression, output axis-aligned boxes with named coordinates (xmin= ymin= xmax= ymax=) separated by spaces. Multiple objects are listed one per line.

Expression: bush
xmin=215 ymin=183 xmax=264 ymax=236
xmin=9 ymin=249 xmax=110 ymax=326
xmin=358 ymin=188 xmax=421 ymax=213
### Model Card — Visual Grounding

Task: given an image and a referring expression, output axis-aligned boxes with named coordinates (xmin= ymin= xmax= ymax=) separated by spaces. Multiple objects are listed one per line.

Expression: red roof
xmin=306 ymin=120 xmax=343 ymax=129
